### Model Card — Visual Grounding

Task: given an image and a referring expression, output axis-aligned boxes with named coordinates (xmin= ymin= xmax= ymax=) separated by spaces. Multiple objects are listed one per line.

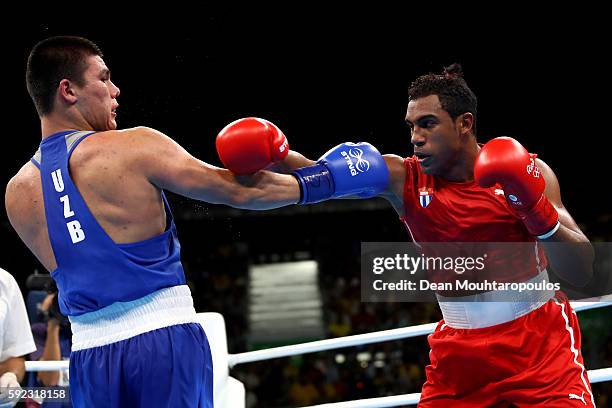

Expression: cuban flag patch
xmin=418 ymin=187 xmax=434 ymax=208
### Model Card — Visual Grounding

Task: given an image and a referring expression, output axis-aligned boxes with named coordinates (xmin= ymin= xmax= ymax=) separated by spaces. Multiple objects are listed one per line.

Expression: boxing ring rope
xmin=25 ymin=298 xmax=611 ymax=372
xmin=24 ymin=298 xmax=612 ymax=407
xmin=227 ymin=298 xmax=612 ymax=368
xmin=26 ymin=360 xmax=69 ymax=372
xmin=228 ymin=322 xmax=438 ymax=368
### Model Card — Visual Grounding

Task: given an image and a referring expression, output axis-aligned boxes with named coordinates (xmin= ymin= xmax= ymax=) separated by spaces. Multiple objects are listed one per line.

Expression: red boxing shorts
xmin=419 ymin=294 xmax=594 ymax=407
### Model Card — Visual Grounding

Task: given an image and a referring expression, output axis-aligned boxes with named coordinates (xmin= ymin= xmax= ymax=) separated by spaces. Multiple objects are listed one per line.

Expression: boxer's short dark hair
xmin=26 ymin=36 xmax=103 ymax=116
xmin=408 ymin=63 xmax=477 ymax=134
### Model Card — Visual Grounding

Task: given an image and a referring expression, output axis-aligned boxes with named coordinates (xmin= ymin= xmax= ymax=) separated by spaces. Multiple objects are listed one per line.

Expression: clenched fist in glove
xmin=293 ymin=142 xmax=389 ymax=204
xmin=216 ymin=117 xmax=289 ymax=174
xmin=475 ymin=137 xmax=560 ymax=239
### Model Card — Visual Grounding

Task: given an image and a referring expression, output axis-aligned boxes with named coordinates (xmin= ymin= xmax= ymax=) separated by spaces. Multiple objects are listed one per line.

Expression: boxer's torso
xmin=6 ymin=128 xmax=186 ymax=315
xmin=396 ymin=155 xmax=546 ymax=283
xmin=7 ymin=128 xmax=167 ymax=272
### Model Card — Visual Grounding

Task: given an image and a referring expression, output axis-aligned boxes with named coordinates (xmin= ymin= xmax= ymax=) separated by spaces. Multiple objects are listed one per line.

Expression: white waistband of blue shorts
xmin=69 ymin=285 xmax=198 ymax=351
xmin=436 ymin=269 xmax=555 ymax=329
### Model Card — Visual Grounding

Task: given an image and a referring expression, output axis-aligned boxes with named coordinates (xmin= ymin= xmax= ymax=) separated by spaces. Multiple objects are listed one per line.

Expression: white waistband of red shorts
xmin=69 ymin=285 xmax=198 ymax=351
xmin=436 ymin=269 xmax=555 ymax=329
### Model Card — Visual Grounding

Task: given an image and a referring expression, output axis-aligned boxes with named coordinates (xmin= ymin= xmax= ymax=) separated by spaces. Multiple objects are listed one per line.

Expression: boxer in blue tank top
xmin=7 ymin=36 xmax=388 ymax=408
xmin=33 ymin=129 xmax=210 ymax=407
xmin=6 ymin=36 xmax=302 ymax=408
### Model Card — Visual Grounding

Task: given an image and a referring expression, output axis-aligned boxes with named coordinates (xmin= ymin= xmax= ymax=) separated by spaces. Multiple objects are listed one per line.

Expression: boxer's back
xmin=6 ymin=127 xmax=167 ymax=272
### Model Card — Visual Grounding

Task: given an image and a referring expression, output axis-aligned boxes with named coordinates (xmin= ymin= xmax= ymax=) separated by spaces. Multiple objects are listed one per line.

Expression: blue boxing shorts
xmin=68 ymin=286 xmax=213 ymax=408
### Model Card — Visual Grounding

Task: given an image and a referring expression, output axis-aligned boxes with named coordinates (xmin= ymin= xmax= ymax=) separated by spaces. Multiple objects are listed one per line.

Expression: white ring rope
xmin=305 ymin=392 xmax=421 ymax=408
xmin=227 ymin=298 xmax=612 ymax=367
xmin=26 ymin=360 xmax=69 ymax=372
xmin=26 ymin=297 xmax=612 ymax=373
xmin=229 ymin=322 xmax=438 ymax=368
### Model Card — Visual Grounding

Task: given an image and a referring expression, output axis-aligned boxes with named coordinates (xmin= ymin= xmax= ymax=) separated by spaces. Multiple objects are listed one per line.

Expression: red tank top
xmin=400 ymin=156 xmax=547 ymax=283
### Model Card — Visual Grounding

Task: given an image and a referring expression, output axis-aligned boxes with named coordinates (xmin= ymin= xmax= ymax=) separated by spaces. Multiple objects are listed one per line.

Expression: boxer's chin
xmin=420 ymin=160 xmax=435 ymax=174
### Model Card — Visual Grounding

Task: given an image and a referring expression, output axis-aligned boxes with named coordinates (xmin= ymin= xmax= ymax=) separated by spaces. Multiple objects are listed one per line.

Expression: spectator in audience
xmin=26 ymin=292 xmax=72 ymax=408
xmin=0 ymin=267 xmax=37 ymax=408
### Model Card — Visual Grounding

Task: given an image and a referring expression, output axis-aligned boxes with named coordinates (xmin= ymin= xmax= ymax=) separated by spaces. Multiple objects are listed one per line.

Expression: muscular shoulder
xmin=535 ymin=157 xmax=554 ymax=180
xmin=6 ymin=162 xmax=40 ymax=203
xmin=84 ymin=127 xmax=197 ymax=190
xmin=5 ymin=162 xmax=42 ymax=235
xmin=100 ymin=127 xmax=179 ymax=154
xmin=119 ymin=127 xmax=191 ymax=172
xmin=535 ymin=157 xmax=562 ymax=207
xmin=118 ymin=126 xmax=175 ymax=143
xmin=73 ymin=127 xmax=160 ymax=152
xmin=70 ymin=127 xmax=173 ymax=168
xmin=104 ymin=126 xmax=166 ymax=142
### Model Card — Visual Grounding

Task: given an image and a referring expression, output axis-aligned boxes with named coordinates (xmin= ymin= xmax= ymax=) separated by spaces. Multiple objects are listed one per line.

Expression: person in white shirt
xmin=0 ymin=267 xmax=37 ymax=407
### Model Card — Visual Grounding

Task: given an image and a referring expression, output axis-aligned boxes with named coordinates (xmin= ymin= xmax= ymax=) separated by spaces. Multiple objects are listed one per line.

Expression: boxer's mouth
xmin=415 ymin=152 xmax=432 ymax=164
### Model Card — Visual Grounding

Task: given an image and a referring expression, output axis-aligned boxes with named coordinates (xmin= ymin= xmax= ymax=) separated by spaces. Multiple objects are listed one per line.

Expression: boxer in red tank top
xmin=220 ymin=63 xmax=596 ymax=407
xmin=386 ymin=64 xmax=594 ymax=407
xmin=400 ymin=146 xmax=593 ymax=407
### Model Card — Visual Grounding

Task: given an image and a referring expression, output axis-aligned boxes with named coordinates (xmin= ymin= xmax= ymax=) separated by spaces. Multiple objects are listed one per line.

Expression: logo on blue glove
xmin=349 ymin=148 xmax=371 ymax=173
xmin=341 ymin=148 xmax=370 ymax=176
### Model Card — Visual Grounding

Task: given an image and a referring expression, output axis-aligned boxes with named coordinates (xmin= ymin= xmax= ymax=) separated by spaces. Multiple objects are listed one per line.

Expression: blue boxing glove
xmin=293 ymin=142 xmax=389 ymax=204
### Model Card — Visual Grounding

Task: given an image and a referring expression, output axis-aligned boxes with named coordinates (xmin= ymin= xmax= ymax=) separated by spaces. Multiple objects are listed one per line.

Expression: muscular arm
xmin=0 ymin=357 xmax=25 ymax=383
xmin=130 ymin=127 xmax=300 ymax=210
xmin=537 ymin=158 xmax=594 ymax=286
xmin=265 ymin=150 xmax=315 ymax=173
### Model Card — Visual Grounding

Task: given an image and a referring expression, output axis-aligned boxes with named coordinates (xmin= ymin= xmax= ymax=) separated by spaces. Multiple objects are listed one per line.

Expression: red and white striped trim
xmin=553 ymin=299 xmax=596 ymax=407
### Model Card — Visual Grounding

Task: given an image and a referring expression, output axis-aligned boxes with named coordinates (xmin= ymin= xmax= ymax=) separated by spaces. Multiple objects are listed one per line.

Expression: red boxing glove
xmin=474 ymin=137 xmax=559 ymax=238
xmin=216 ymin=117 xmax=289 ymax=174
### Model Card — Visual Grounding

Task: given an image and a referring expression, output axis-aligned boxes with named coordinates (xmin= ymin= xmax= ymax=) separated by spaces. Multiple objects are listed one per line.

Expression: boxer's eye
xmin=418 ymin=119 xmax=436 ymax=129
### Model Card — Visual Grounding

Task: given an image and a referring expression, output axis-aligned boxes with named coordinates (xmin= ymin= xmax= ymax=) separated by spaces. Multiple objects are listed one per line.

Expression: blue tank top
xmin=32 ymin=130 xmax=187 ymax=316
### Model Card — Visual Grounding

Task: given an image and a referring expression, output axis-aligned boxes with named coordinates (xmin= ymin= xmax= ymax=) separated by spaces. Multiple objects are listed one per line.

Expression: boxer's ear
xmin=456 ymin=113 xmax=474 ymax=137
xmin=58 ymin=79 xmax=78 ymax=106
